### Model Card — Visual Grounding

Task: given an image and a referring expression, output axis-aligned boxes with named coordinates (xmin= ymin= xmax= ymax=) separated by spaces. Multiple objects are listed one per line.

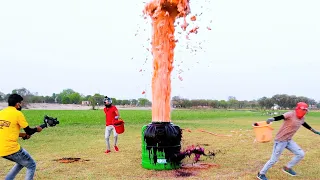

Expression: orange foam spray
xmin=144 ymin=0 xmax=190 ymax=122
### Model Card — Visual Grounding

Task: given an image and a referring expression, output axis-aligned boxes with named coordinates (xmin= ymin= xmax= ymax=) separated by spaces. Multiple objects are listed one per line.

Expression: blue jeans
xmin=2 ymin=148 xmax=36 ymax=180
xmin=260 ymin=140 xmax=305 ymax=174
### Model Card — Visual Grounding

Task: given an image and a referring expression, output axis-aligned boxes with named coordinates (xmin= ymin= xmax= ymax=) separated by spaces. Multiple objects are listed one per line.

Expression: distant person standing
xmin=103 ymin=96 xmax=120 ymax=153
xmin=257 ymin=102 xmax=320 ymax=180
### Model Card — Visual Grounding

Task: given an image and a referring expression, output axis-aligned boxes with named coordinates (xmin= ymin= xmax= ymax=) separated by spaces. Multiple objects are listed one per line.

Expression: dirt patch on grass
xmin=174 ymin=163 xmax=220 ymax=178
xmin=175 ymin=170 xmax=194 ymax=177
xmin=181 ymin=163 xmax=220 ymax=169
xmin=54 ymin=157 xmax=90 ymax=163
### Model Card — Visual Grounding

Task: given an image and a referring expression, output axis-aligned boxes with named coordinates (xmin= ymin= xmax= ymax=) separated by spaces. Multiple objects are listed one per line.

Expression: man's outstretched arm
xmin=23 ymin=126 xmax=42 ymax=135
xmin=302 ymin=122 xmax=320 ymax=135
xmin=266 ymin=115 xmax=285 ymax=124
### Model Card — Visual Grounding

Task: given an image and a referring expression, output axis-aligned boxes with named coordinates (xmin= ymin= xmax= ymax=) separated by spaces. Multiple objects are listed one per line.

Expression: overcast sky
xmin=0 ymin=0 xmax=319 ymax=101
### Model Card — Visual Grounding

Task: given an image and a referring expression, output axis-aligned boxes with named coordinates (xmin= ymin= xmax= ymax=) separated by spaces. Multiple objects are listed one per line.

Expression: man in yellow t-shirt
xmin=0 ymin=94 xmax=42 ymax=180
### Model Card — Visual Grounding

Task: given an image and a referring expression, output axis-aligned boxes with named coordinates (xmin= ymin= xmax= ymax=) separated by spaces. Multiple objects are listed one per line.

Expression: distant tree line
xmin=0 ymin=88 xmax=151 ymax=108
xmin=172 ymin=95 xmax=320 ymax=109
xmin=1 ymin=88 xmax=320 ymax=109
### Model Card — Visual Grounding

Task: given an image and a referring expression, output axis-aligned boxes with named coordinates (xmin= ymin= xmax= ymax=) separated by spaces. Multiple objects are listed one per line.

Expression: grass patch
xmin=1 ymin=109 xmax=320 ymax=179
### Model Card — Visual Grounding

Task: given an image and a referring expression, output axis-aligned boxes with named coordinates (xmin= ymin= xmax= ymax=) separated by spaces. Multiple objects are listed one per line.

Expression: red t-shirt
xmin=104 ymin=106 xmax=118 ymax=126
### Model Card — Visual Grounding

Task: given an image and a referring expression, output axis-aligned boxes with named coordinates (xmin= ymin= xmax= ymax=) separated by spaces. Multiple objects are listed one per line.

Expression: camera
xmin=21 ymin=115 xmax=59 ymax=140
xmin=40 ymin=115 xmax=59 ymax=128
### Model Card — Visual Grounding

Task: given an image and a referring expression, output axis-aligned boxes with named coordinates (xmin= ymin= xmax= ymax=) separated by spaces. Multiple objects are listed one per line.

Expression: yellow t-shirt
xmin=0 ymin=107 xmax=29 ymax=156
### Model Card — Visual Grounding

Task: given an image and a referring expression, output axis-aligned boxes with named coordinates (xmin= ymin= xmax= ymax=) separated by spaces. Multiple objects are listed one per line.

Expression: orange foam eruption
xmin=144 ymin=0 xmax=190 ymax=122
xmin=190 ymin=15 xmax=196 ymax=21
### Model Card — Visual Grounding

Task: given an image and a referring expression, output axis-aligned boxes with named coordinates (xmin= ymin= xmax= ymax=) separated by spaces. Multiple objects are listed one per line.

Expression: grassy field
xmin=1 ymin=109 xmax=320 ymax=180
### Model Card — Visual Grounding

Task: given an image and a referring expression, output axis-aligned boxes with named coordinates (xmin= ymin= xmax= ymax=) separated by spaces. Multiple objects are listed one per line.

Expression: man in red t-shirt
xmin=103 ymin=96 xmax=120 ymax=154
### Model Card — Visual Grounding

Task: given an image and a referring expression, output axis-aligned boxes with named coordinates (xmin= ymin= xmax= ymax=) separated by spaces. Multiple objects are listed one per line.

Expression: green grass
xmin=1 ymin=109 xmax=320 ymax=180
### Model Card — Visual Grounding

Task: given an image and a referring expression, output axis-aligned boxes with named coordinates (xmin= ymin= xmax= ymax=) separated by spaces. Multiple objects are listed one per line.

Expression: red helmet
xmin=296 ymin=102 xmax=308 ymax=111
xmin=295 ymin=102 xmax=308 ymax=119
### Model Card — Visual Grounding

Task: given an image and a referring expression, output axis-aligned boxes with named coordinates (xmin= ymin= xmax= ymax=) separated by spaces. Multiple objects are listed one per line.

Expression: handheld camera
xmin=21 ymin=115 xmax=59 ymax=140
xmin=40 ymin=115 xmax=59 ymax=129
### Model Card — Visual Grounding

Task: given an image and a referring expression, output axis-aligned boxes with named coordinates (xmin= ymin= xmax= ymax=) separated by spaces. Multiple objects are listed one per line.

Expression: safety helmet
xmin=295 ymin=102 xmax=308 ymax=119
xmin=104 ymin=96 xmax=112 ymax=105
xmin=295 ymin=102 xmax=308 ymax=111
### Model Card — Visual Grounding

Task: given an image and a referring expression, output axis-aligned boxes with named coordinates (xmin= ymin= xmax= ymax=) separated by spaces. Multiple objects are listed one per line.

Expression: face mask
xmin=16 ymin=104 xmax=22 ymax=111
xmin=295 ymin=109 xmax=307 ymax=119
xmin=295 ymin=102 xmax=308 ymax=119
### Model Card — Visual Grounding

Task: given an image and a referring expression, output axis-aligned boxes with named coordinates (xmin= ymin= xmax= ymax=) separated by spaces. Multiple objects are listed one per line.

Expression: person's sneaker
xmin=257 ymin=172 xmax=268 ymax=180
xmin=114 ymin=146 xmax=119 ymax=152
xmin=282 ymin=166 xmax=297 ymax=176
xmin=104 ymin=150 xmax=111 ymax=154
